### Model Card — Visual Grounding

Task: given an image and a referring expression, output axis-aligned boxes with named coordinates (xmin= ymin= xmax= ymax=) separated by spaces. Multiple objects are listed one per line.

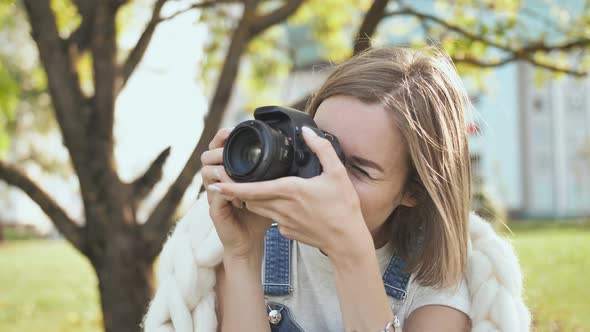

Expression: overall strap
xmin=382 ymin=255 xmax=411 ymax=302
xmin=263 ymin=223 xmax=410 ymax=300
xmin=263 ymin=224 xmax=293 ymax=296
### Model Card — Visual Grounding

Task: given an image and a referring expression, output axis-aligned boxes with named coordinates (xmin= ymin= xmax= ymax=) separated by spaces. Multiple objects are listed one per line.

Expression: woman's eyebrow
xmin=349 ymin=155 xmax=385 ymax=173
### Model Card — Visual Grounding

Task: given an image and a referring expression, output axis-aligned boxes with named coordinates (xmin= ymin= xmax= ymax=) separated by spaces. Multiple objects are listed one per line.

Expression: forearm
xmin=220 ymin=250 xmax=270 ymax=332
xmin=329 ymin=228 xmax=394 ymax=332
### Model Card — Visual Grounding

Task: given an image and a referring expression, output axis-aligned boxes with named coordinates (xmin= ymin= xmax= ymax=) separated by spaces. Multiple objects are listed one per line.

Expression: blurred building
xmin=471 ymin=62 xmax=590 ymax=220
xmin=516 ymin=63 xmax=590 ymax=218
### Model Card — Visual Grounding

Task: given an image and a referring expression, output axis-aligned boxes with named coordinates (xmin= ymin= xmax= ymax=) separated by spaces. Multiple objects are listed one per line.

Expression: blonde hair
xmin=306 ymin=47 xmax=472 ymax=288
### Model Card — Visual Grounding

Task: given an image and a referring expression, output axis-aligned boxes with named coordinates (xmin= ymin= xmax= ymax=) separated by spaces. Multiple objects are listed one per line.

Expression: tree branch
xmin=453 ymin=54 xmax=588 ymax=77
xmin=520 ymin=6 xmax=570 ymax=36
xmin=140 ymin=0 xmax=261 ymax=259
xmin=290 ymin=0 xmax=391 ymax=112
xmin=67 ymin=0 xmax=97 ymax=53
xmin=384 ymin=6 xmax=590 ymax=76
xmin=23 ymin=0 xmax=86 ymax=139
xmin=248 ymin=0 xmax=305 ymax=38
xmin=131 ymin=147 xmax=171 ymax=201
xmin=22 ymin=0 xmax=98 ymax=200
xmin=452 ymin=55 xmax=516 ymax=68
xmin=89 ymin=1 xmax=119 ymax=168
xmin=353 ymin=0 xmax=390 ymax=55
xmin=0 ymin=160 xmax=84 ymax=252
xmin=396 ymin=7 xmax=590 ymax=54
xmin=140 ymin=0 xmax=308 ymax=258
xmin=158 ymin=0 xmax=241 ymax=23
xmin=117 ymin=0 xmax=168 ymax=95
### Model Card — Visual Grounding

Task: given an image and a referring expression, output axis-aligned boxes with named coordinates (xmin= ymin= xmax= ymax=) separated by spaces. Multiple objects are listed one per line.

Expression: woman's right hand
xmin=201 ymin=127 xmax=274 ymax=260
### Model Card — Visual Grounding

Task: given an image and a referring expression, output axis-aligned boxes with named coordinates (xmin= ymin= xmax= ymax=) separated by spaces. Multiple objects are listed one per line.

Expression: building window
xmin=533 ymin=97 xmax=543 ymax=113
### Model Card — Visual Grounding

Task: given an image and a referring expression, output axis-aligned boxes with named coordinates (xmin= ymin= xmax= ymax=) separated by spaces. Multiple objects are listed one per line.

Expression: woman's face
xmin=314 ymin=95 xmax=415 ymax=246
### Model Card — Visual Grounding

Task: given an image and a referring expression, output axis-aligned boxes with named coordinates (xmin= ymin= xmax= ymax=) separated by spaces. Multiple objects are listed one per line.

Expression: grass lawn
xmin=0 ymin=240 xmax=101 ymax=332
xmin=0 ymin=222 xmax=588 ymax=331
xmin=505 ymin=221 xmax=590 ymax=331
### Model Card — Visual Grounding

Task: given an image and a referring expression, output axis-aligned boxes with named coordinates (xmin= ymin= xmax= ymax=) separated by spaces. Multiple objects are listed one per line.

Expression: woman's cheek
xmin=358 ymin=185 xmax=399 ymax=232
xmin=346 ymin=171 xmax=387 ymax=230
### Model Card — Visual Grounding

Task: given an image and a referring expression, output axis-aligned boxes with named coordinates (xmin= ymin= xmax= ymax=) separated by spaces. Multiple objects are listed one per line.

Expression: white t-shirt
xmin=264 ymin=240 xmax=471 ymax=331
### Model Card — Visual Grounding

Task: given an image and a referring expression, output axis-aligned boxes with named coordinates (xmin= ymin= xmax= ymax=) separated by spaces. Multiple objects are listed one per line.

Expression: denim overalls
xmin=262 ymin=225 xmax=411 ymax=332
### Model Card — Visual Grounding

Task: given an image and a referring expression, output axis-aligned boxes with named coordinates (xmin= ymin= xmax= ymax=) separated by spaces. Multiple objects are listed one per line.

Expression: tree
xmin=1 ymin=0 xmax=589 ymax=331
xmin=2 ymin=0 xmax=304 ymax=331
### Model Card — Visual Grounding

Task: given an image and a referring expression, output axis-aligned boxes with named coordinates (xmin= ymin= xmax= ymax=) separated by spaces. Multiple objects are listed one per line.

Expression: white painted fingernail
xmin=302 ymin=126 xmax=317 ymax=137
xmin=208 ymin=184 xmax=222 ymax=193
xmin=227 ymin=126 xmax=235 ymax=132
xmin=214 ymin=168 xmax=221 ymax=179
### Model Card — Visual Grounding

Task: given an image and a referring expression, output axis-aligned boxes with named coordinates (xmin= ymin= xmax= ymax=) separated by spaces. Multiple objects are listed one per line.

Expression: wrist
xmin=223 ymin=243 xmax=264 ymax=271
xmin=223 ymin=254 xmax=263 ymax=279
xmin=325 ymin=220 xmax=375 ymax=270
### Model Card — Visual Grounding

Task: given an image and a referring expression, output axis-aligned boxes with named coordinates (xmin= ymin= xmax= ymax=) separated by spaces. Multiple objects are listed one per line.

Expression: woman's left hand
xmin=212 ymin=126 xmax=372 ymax=259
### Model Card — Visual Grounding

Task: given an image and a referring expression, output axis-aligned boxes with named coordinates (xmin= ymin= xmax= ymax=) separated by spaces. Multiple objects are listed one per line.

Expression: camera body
xmin=223 ymin=106 xmax=345 ymax=182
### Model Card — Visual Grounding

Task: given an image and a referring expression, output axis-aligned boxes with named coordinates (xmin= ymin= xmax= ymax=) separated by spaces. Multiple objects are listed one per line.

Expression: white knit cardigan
xmin=143 ymin=194 xmax=531 ymax=332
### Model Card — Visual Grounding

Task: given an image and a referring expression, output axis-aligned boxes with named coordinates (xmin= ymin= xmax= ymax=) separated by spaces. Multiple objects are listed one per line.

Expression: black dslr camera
xmin=223 ymin=106 xmax=345 ymax=182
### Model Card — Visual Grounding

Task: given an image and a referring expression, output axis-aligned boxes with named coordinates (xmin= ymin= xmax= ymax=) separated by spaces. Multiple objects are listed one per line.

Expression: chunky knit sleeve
xmin=466 ymin=213 xmax=531 ymax=332
xmin=142 ymin=193 xmax=224 ymax=332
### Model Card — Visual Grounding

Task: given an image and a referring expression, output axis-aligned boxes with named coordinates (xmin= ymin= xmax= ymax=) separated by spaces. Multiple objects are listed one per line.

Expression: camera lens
xmin=231 ymin=129 xmax=262 ymax=174
xmin=223 ymin=121 xmax=294 ymax=182
xmin=242 ymin=143 xmax=261 ymax=168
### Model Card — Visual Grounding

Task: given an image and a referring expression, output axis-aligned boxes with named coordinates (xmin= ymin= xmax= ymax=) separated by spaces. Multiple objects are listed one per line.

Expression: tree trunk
xmin=16 ymin=2 xmax=308 ymax=332
xmin=93 ymin=231 xmax=154 ymax=332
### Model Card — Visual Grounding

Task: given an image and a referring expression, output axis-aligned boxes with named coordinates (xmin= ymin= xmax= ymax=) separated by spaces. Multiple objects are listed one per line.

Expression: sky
xmin=114 ymin=3 xmax=209 ymax=222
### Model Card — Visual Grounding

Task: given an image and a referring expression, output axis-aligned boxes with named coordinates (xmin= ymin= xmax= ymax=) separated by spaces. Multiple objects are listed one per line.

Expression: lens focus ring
xmin=223 ymin=121 xmax=294 ymax=182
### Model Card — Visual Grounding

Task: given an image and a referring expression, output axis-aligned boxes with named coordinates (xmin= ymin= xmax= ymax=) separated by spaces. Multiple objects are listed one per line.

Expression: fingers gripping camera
xmin=223 ymin=106 xmax=345 ymax=182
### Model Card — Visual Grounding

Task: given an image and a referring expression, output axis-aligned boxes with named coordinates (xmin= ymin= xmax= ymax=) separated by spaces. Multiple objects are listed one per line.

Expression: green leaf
xmin=0 ymin=59 xmax=19 ymax=154
xmin=50 ymin=0 xmax=81 ymax=38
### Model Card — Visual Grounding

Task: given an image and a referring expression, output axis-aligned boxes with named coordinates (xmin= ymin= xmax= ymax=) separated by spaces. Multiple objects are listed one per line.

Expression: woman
xmin=143 ymin=47 xmax=530 ymax=332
